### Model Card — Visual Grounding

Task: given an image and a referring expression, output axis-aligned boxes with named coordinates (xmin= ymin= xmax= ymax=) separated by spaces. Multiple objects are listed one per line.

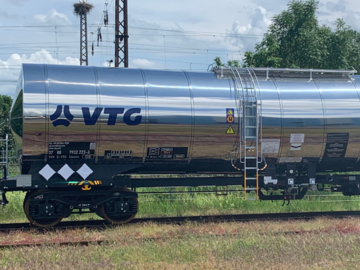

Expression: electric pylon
xmin=73 ymin=1 xmax=94 ymax=66
xmin=115 ymin=0 xmax=129 ymax=67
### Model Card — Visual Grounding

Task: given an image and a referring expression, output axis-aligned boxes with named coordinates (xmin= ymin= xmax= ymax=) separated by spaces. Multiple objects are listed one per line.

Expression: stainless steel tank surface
xmin=10 ymin=64 xmax=360 ymax=166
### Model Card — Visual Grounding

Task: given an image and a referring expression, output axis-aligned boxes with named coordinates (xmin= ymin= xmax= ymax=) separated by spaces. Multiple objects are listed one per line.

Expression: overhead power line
xmin=0 ymin=15 xmax=248 ymax=68
xmin=0 ymin=24 xmax=263 ymax=38
xmin=0 ymin=40 xmax=241 ymax=52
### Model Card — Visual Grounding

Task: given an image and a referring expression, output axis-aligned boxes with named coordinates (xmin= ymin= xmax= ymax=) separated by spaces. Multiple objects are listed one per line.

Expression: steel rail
xmin=0 ymin=211 xmax=360 ymax=233
xmin=0 ymin=229 xmax=338 ymax=249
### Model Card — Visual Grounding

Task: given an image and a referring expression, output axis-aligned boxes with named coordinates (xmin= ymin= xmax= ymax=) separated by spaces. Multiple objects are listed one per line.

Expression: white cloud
xmin=226 ymin=6 xmax=271 ymax=51
xmin=0 ymin=50 xmax=79 ymax=96
xmin=327 ymin=1 xmax=360 ymax=31
xmin=317 ymin=0 xmax=360 ymax=31
xmin=127 ymin=16 xmax=226 ymax=69
xmin=34 ymin=9 xmax=72 ymax=25
xmin=131 ymin=58 xmax=156 ymax=68
xmin=102 ymin=61 xmax=114 ymax=67
xmin=326 ymin=0 xmax=347 ymax=12
xmin=1 ymin=49 xmax=79 ymax=66
xmin=6 ymin=0 xmax=29 ymax=6
xmin=251 ymin=0 xmax=288 ymax=12
xmin=0 ymin=9 xmax=10 ymax=18
xmin=3 ymin=0 xmax=360 ymax=76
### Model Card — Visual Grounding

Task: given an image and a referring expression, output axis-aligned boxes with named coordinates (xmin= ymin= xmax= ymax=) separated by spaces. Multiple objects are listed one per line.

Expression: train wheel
xmin=24 ymin=190 xmax=65 ymax=228
xmin=97 ymin=188 xmax=138 ymax=225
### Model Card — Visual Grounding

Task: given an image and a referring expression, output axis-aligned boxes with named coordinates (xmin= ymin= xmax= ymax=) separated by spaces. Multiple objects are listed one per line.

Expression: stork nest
xmin=73 ymin=2 xmax=94 ymax=16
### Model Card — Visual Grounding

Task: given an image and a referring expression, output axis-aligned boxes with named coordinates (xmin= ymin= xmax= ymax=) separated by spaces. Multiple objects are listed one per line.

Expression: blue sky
xmin=0 ymin=0 xmax=359 ymax=96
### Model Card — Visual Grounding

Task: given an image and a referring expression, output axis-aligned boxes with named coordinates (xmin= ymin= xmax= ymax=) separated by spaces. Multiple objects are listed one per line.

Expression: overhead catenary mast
xmin=115 ymin=0 xmax=129 ymax=67
xmin=73 ymin=0 xmax=94 ymax=66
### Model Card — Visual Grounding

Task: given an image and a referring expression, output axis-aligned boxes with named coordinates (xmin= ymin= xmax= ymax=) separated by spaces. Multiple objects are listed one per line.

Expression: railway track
xmin=1 ymin=210 xmax=360 ymax=232
xmin=0 ymin=210 xmax=360 ymax=248
xmin=0 ymin=230 xmax=332 ymax=249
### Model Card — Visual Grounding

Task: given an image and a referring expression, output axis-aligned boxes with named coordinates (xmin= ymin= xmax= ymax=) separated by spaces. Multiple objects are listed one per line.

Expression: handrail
xmin=213 ymin=66 xmax=357 ymax=74
xmin=251 ymin=67 xmax=357 ymax=74
xmin=212 ymin=67 xmax=357 ymax=81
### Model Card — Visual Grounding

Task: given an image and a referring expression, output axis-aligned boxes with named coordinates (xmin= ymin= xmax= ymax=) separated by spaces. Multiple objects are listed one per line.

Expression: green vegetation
xmin=137 ymin=188 xmax=360 ymax=218
xmin=0 ymin=218 xmax=360 ymax=269
xmin=214 ymin=57 xmax=241 ymax=68
xmin=216 ymin=0 xmax=360 ymax=70
xmin=0 ymin=95 xmax=13 ymax=149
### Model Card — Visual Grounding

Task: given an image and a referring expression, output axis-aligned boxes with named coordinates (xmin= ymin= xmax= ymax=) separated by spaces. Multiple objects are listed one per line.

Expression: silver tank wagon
xmin=10 ymin=64 xmax=360 ymax=171
xmin=5 ymin=64 xmax=360 ymax=227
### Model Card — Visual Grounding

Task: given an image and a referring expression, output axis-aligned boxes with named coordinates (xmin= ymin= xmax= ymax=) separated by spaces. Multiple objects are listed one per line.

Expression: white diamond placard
xmin=76 ymin=164 xmax=93 ymax=180
xmin=58 ymin=164 xmax=75 ymax=180
xmin=39 ymin=164 xmax=56 ymax=181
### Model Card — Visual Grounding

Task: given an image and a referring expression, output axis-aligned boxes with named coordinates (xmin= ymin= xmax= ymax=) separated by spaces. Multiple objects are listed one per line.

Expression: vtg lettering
xmin=82 ymin=107 xmax=142 ymax=126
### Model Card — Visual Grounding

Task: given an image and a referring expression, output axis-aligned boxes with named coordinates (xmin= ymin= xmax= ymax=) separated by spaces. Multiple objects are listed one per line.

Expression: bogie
xmin=24 ymin=189 xmax=69 ymax=228
xmin=22 ymin=188 xmax=138 ymax=228
xmin=96 ymin=188 xmax=138 ymax=224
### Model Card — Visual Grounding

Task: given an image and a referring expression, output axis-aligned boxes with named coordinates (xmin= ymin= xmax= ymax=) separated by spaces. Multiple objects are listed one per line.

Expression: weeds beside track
xmin=0 ymin=229 xmax=339 ymax=249
xmin=1 ymin=216 xmax=360 ymax=269
xmin=1 ymin=210 xmax=360 ymax=233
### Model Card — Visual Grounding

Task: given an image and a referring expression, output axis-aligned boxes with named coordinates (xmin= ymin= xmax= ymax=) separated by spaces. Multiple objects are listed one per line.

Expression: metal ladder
xmin=0 ymin=134 xmax=9 ymax=180
xmin=231 ymin=68 xmax=261 ymax=200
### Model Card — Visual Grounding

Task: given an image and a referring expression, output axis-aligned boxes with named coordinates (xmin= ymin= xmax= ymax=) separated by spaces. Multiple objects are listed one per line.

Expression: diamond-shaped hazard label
xmin=76 ymin=164 xmax=93 ymax=180
xmin=39 ymin=164 xmax=56 ymax=181
xmin=58 ymin=164 xmax=74 ymax=180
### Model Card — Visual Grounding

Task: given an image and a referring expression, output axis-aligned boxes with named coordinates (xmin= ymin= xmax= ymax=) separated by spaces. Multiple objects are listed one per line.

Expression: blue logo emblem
xmin=50 ymin=105 xmax=74 ymax=127
xmin=50 ymin=105 xmax=142 ymax=127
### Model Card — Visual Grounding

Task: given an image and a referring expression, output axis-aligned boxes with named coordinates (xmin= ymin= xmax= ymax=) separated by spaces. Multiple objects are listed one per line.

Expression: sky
xmin=0 ymin=0 xmax=359 ymax=96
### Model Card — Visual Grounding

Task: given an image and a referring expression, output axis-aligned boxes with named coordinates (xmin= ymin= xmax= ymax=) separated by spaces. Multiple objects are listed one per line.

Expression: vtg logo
xmin=50 ymin=105 xmax=74 ymax=127
xmin=50 ymin=105 xmax=142 ymax=127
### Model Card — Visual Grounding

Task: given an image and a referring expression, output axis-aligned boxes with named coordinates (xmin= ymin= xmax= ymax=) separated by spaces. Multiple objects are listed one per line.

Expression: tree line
xmin=217 ymin=0 xmax=360 ymax=71
xmin=0 ymin=95 xmax=13 ymax=150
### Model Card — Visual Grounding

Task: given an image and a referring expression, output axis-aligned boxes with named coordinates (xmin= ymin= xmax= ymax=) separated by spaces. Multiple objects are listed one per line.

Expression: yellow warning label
xmin=226 ymin=126 xmax=235 ymax=134
xmin=68 ymin=180 xmax=102 ymax=186
xmin=82 ymin=185 xmax=92 ymax=191
xmin=227 ymin=109 xmax=234 ymax=115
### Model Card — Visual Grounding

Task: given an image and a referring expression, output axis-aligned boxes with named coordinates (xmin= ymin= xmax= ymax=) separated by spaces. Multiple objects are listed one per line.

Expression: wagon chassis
xmin=1 ymin=169 xmax=360 ymax=226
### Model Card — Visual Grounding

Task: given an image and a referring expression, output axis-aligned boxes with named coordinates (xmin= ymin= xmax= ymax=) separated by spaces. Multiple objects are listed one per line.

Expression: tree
xmin=213 ymin=57 xmax=240 ymax=68
xmin=0 ymin=95 xmax=13 ymax=150
xmin=242 ymin=0 xmax=360 ymax=71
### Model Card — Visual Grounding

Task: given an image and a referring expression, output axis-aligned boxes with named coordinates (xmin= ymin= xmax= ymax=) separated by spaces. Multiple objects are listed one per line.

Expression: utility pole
xmin=115 ymin=0 xmax=129 ymax=67
xmin=73 ymin=1 xmax=94 ymax=66
xmin=80 ymin=14 xmax=88 ymax=65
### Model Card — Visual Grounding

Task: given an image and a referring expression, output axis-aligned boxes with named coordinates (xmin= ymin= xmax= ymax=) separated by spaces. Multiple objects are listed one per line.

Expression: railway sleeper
xmin=23 ymin=188 xmax=138 ymax=228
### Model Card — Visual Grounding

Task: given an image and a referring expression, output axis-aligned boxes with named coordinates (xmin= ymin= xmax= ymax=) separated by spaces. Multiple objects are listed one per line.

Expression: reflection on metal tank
xmin=10 ymin=64 xmax=360 ymax=173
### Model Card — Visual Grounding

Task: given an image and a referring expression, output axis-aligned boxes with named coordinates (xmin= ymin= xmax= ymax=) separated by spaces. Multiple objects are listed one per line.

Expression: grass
xmin=137 ymin=187 xmax=360 ymax=217
xmin=1 ymin=218 xmax=360 ymax=269
xmin=2 ymin=186 xmax=360 ymax=224
xmin=2 ymin=167 xmax=360 ymax=268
